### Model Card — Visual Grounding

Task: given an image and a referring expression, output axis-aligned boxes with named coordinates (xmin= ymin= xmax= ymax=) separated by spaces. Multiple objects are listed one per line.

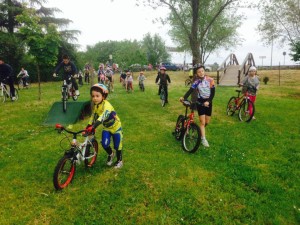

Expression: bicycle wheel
xmin=174 ymin=115 xmax=185 ymax=140
xmin=160 ymin=90 xmax=166 ymax=107
xmin=84 ymin=139 xmax=99 ymax=167
xmin=226 ymin=97 xmax=237 ymax=116
xmin=62 ymin=88 xmax=67 ymax=112
xmin=182 ymin=123 xmax=201 ymax=153
xmin=53 ymin=155 xmax=76 ymax=190
xmin=185 ymin=79 xmax=191 ymax=87
xmin=238 ymin=99 xmax=255 ymax=122
xmin=0 ymin=89 xmax=7 ymax=103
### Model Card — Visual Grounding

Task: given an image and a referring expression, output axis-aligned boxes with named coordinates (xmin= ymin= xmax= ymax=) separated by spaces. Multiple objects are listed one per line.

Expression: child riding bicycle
xmin=53 ymin=54 xmax=80 ymax=96
xmin=155 ymin=67 xmax=171 ymax=103
xmin=84 ymin=83 xmax=123 ymax=168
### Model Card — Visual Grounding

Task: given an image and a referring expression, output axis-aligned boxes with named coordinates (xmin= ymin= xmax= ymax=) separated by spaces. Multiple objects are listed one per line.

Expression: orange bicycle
xmin=226 ymin=90 xmax=255 ymax=122
xmin=173 ymin=100 xmax=201 ymax=153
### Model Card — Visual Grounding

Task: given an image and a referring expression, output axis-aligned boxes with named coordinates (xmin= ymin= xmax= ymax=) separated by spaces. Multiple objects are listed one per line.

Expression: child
xmin=240 ymin=66 xmax=260 ymax=119
xmin=137 ymin=71 xmax=146 ymax=91
xmin=85 ymin=83 xmax=123 ymax=168
xmin=180 ymin=64 xmax=215 ymax=147
xmin=125 ymin=71 xmax=133 ymax=92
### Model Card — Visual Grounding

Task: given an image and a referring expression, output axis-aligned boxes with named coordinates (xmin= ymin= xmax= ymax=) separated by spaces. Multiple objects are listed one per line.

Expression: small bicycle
xmin=173 ymin=100 xmax=201 ymax=153
xmin=61 ymin=77 xmax=78 ymax=112
xmin=159 ymin=84 xmax=167 ymax=107
xmin=53 ymin=124 xmax=99 ymax=190
xmin=17 ymin=75 xmax=30 ymax=89
xmin=226 ymin=90 xmax=255 ymax=122
xmin=0 ymin=82 xmax=19 ymax=103
xmin=139 ymin=81 xmax=145 ymax=92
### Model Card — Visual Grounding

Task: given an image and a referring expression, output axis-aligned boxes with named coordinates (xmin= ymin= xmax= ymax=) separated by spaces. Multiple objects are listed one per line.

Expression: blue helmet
xmin=90 ymin=83 xmax=109 ymax=98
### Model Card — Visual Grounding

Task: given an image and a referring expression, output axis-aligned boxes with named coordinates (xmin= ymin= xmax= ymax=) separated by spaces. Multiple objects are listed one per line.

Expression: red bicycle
xmin=226 ymin=90 xmax=255 ymax=122
xmin=173 ymin=100 xmax=201 ymax=153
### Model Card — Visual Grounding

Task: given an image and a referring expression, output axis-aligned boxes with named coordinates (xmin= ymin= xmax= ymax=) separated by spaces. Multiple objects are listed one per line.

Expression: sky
xmin=45 ymin=0 xmax=296 ymax=66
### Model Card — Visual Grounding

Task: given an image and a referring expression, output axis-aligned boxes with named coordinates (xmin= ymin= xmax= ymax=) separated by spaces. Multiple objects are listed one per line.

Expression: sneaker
xmin=11 ymin=96 xmax=16 ymax=101
xmin=75 ymin=90 xmax=80 ymax=96
xmin=106 ymin=153 xmax=115 ymax=166
xmin=252 ymin=116 xmax=256 ymax=120
xmin=201 ymin=138 xmax=210 ymax=147
xmin=114 ymin=161 xmax=123 ymax=169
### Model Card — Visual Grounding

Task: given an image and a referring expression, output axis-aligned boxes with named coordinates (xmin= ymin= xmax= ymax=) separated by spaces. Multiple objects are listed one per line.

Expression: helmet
xmin=90 ymin=83 xmax=109 ymax=98
xmin=160 ymin=66 xmax=167 ymax=71
xmin=193 ymin=63 xmax=205 ymax=74
xmin=249 ymin=66 xmax=257 ymax=71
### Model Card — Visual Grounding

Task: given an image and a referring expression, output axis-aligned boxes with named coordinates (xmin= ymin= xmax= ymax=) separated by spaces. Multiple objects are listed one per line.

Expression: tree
xmin=17 ymin=7 xmax=60 ymax=100
xmin=142 ymin=33 xmax=171 ymax=66
xmin=258 ymin=0 xmax=300 ymax=62
xmin=138 ymin=0 xmax=240 ymax=64
xmin=290 ymin=41 xmax=300 ymax=62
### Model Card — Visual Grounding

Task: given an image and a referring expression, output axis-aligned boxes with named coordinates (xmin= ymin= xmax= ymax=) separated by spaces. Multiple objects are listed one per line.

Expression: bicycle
xmin=0 ymin=81 xmax=19 ymax=103
xmin=139 ymin=81 xmax=145 ymax=92
xmin=53 ymin=124 xmax=99 ymax=190
xmin=17 ymin=75 xmax=30 ymax=90
xmin=61 ymin=77 xmax=78 ymax=113
xmin=185 ymin=77 xmax=193 ymax=87
xmin=173 ymin=100 xmax=201 ymax=153
xmin=159 ymin=84 xmax=167 ymax=107
xmin=226 ymin=90 xmax=255 ymax=122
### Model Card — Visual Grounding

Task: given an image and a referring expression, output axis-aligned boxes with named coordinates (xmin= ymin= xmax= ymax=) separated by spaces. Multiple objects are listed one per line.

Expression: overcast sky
xmin=46 ymin=0 xmax=295 ymax=66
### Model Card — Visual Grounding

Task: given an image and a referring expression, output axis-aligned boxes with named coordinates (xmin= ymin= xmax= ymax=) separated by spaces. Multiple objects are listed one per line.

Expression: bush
xmin=263 ymin=76 xmax=269 ymax=84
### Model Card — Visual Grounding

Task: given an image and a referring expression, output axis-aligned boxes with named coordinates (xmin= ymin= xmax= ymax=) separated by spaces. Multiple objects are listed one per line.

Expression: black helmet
xmin=193 ymin=63 xmax=205 ymax=74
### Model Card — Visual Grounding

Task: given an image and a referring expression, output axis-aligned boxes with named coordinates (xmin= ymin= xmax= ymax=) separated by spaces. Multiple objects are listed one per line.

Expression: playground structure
xmin=217 ymin=53 xmax=255 ymax=86
xmin=43 ymin=101 xmax=91 ymax=125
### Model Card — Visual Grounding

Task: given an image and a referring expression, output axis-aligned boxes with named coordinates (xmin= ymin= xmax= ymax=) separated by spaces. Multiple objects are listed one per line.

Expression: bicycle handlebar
xmin=55 ymin=124 xmax=85 ymax=135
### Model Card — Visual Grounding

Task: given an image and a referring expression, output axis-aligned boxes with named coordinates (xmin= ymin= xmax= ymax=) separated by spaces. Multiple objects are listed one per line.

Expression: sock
xmin=116 ymin=150 xmax=122 ymax=162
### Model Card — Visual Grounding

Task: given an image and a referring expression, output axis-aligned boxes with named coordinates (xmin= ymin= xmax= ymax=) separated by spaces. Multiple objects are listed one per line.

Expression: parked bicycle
xmin=53 ymin=124 xmax=99 ymax=190
xmin=226 ymin=90 xmax=255 ymax=122
xmin=61 ymin=77 xmax=78 ymax=112
xmin=0 ymin=82 xmax=19 ymax=103
xmin=173 ymin=100 xmax=201 ymax=153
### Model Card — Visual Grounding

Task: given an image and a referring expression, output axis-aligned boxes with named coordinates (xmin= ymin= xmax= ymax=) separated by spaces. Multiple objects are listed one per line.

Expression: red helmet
xmin=90 ymin=83 xmax=109 ymax=98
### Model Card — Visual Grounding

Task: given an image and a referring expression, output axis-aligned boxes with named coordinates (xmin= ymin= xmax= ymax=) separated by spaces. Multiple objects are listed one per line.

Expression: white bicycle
xmin=0 ymin=82 xmax=19 ymax=103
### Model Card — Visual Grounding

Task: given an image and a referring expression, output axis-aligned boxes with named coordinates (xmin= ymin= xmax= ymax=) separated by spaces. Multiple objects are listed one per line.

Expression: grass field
xmin=0 ymin=69 xmax=299 ymax=224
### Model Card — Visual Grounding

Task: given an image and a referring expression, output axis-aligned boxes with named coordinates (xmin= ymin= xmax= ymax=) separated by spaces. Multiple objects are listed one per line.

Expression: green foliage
xmin=263 ymin=76 xmax=269 ymax=84
xmin=0 ymin=70 xmax=299 ymax=224
xmin=290 ymin=41 xmax=300 ymax=62
xmin=142 ymin=33 xmax=171 ymax=65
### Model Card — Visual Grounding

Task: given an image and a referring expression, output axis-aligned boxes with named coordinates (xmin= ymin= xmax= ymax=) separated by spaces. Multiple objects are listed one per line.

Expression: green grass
xmin=0 ymin=70 xmax=299 ymax=224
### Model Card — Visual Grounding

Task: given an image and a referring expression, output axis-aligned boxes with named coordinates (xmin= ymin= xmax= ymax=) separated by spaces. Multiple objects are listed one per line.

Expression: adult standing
xmin=0 ymin=57 xmax=16 ymax=101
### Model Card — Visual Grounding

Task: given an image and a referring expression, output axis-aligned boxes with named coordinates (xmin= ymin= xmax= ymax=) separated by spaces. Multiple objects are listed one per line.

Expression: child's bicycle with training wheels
xmin=226 ymin=89 xmax=255 ymax=122
xmin=61 ymin=77 xmax=78 ymax=112
xmin=0 ymin=81 xmax=19 ymax=103
xmin=53 ymin=124 xmax=99 ymax=190
xmin=173 ymin=100 xmax=201 ymax=153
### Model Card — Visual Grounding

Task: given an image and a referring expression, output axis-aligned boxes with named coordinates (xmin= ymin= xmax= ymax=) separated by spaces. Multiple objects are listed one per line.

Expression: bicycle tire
xmin=174 ymin=115 xmax=185 ymax=141
xmin=182 ymin=123 xmax=201 ymax=153
xmin=0 ymin=89 xmax=6 ymax=103
xmin=226 ymin=96 xmax=237 ymax=116
xmin=84 ymin=139 xmax=99 ymax=167
xmin=53 ymin=155 xmax=76 ymax=190
xmin=62 ymin=88 xmax=67 ymax=112
xmin=160 ymin=89 xmax=166 ymax=107
xmin=239 ymin=99 xmax=255 ymax=122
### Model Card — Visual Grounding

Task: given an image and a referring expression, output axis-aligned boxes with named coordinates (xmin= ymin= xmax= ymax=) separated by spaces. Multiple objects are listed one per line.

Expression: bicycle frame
xmin=56 ymin=124 xmax=96 ymax=164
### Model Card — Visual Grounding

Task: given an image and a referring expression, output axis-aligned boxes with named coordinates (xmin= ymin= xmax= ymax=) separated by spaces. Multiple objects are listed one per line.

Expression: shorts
xmin=197 ymin=102 xmax=212 ymax=116
xmin=107 ymin=76 xmax=112 ymax=82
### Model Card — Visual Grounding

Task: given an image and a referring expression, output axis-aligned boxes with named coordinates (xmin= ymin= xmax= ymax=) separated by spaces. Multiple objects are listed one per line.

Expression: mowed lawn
xmin=0 ymin=69 xmax=299 ymax=224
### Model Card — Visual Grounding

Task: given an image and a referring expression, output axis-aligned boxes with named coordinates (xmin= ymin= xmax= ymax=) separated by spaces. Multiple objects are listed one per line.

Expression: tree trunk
xmin=36 ymin=63 xmax=41 ymax=101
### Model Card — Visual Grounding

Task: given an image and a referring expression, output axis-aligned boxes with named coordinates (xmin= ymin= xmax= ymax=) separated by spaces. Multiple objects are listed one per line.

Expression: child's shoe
xmin=201 ymin=138 xmax=209 ymax=147
xmin=106 ymin=153 xmax=115 ymax=166
xmin=114 ymin=161 xmax=123 ymax=169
